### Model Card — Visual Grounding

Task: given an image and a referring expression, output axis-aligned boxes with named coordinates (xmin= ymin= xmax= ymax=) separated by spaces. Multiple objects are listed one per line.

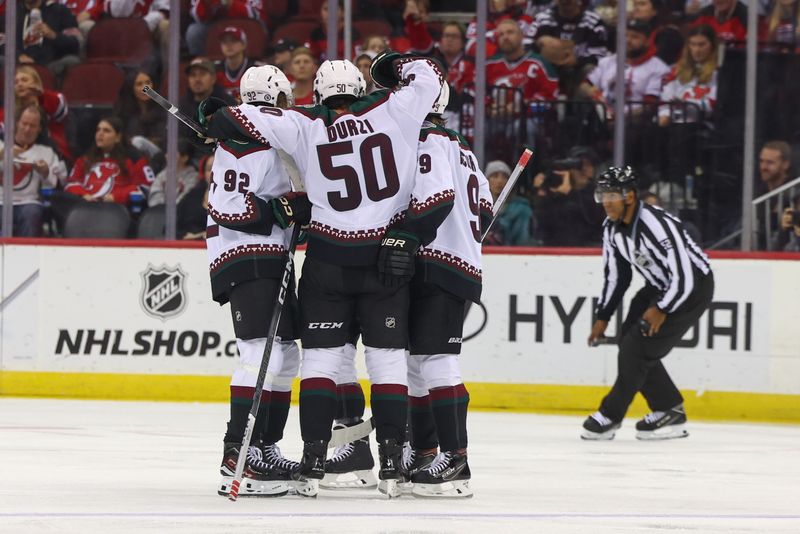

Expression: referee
xmin=582 ymin=166 xmax=714 ymax=441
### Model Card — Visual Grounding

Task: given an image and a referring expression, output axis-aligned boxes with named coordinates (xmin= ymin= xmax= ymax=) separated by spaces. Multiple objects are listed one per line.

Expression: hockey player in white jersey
xmin=403 ymin=82 xmax=493 ymax=498
xmin=204 ymin=65 xmax=312 ymax=498
xmin=206 ymin=52 xmax=449 ymax=497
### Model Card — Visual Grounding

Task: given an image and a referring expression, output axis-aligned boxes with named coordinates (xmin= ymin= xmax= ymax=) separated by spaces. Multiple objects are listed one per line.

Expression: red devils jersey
xmin=58 ymin=0 xmax=98 ymax=16
xmin=215 ymin=58 xmax=252 ymax=103
xmin=65 ymin=153 xmax=155 ymax=202
xmin=692 ymin=4 xmax=747 ymax=43
xmin=486 ymin=51 xmax=559 ymax=104
xmin=190 ymin=0 xmax=267 ymax=23
xmin=0 ymin=89 xmax=69 ymax=160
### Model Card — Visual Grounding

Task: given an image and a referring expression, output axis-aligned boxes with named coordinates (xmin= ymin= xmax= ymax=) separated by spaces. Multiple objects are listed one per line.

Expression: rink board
xmin=1 ymin=239 xmax=799 ymax=422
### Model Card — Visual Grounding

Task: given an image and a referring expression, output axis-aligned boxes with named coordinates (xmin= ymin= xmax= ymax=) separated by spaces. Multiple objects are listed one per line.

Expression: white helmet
xmin=431 ymin=82 xmax=450 ymax=115
xmin=313 ymin=59 xmax=365 ymax=105
xmin=239 ymin=65 xmax=293 ymax=106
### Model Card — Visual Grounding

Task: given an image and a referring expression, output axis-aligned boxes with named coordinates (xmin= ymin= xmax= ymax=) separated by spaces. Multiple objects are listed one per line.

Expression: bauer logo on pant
xmin=140 ymin=264 xmax=188 ymax=320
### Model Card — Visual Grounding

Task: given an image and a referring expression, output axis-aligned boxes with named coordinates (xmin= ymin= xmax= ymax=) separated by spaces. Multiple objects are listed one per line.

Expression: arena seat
xmin=204 ymin=19 xmax=268 ymax=60
xmin=63 ymin=202 xmax=131 ymax=239
xmin=136 ymin=205 xmax=166 ymax=240
xmin=272 ymin=21 xmax=319 ymax=46
xmin=353 ymin=19 xmax=392 ymax=39
xmin=86 ymin=18 xmax=154 ymax=65
xmin=61 ymin=63 xmax=125 ymax=106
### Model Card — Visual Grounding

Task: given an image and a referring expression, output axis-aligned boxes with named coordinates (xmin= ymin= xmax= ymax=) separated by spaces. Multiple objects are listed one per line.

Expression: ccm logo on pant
xmin=308 ymin=322 xmax=344 ymax=329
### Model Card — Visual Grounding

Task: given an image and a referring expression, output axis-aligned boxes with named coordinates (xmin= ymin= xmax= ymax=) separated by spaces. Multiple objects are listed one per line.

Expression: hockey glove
xmin=269 ymin=192 xmax=312 ymax=229
xmin=377 ymin=229 xmax=420 ymax=287
xmin=370 ymin=50 xmax=406 ymax=89
xmin=197 ymin=96 xmax=229 ymax=128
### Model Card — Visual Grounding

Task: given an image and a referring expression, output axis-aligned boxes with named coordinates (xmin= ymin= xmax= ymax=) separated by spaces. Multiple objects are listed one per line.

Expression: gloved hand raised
xmin=269 ymin=192 xmax=312 ymax=229
xmin=377 ymin=229 xmax=420 ymax=287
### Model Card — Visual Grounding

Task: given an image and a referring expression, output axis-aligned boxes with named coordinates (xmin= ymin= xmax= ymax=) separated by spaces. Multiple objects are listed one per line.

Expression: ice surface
xmin=1 ymin=398 xmax=799 ymax=533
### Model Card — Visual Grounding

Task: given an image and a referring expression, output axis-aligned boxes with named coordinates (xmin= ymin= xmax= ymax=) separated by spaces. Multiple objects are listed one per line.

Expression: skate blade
xmin=412 ymin=479 xmax=473 ymax=498
xmin=399 ymin=480 xmax=414 ymax=494
xmin=291 ymin=479 xmax=319 ymax=498
xmin=636 ymin=424 xmax=689 ymax=441
xmin=320 ymin=470 xmax=378 ymax=490
xmin=580 ymin=426 xmax=619 ymax=440
xmin=378 ymin=479 xmax=401 ymax=499
xmin=218 ymin=477 xmax=289 ymax=497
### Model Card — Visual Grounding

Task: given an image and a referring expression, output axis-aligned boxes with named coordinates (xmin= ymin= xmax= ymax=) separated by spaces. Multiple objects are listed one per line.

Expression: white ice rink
xmin=1 ymin=398 xmax=799 ymax=534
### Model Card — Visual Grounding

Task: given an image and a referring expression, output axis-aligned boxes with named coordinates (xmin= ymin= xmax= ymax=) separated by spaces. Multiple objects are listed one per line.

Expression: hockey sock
xmin=299 ymin=378 xmax=337 ymax=442
xmin=370 ymin=384 xmax=408 ymax=443
xmin=224 ymin=385 xmax=267 ymax=444
xmin=335 ymin=382 xmax=366 ymax=424
xmin=429 ymin=384 xmax=469 ymax=451
xmin=409 ymin=394 xmax=438 ymax=450
xmin=260 ymin=390 xmax=292 ymax=444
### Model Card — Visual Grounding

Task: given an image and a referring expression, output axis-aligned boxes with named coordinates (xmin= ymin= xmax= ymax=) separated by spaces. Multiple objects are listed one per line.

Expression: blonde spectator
xmin=762 ymin=0 xmax=800 ymax=48
xmin=290 ymin=47 xmax=318 ymax=106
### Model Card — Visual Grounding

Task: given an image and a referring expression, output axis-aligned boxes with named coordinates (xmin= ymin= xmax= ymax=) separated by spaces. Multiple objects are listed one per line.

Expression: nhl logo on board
xmin=140 ymin=264 xmax=187 ymax=320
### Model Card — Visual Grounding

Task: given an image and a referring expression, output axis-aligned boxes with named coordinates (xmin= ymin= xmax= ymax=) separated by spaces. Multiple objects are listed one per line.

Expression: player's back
xmin=417 ymin=123 xmax=492 ymax=303
xmin=205 ymin=139 xmax=294 ymax=303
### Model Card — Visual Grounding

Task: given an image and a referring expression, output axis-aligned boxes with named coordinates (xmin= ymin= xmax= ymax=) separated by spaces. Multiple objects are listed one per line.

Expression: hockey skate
xmin=290 ymin=440 xmax=327 ymax=498
xmin=636 ymin=405 xmax=689 ymax=440
xmin=581 ymin=411 xmax=622 ymax=440
xmin=411 ymin=451 xmax=472 ymax=498
xmin=377 ymin=439 xmax=403 ymax=498
xmin=399 ymin=443 xmax=436 ymax=493
xmin=218 ymin=442 xmax=290 ymax=497
xmin=320 ymin=425 xmax=377 ymax=489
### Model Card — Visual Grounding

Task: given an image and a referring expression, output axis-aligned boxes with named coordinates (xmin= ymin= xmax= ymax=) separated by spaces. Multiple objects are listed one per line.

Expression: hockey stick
xmin=327 ymin=148 xmax=536 ymax=449
xmin=228 ymin=223 xmax=302 ymax=502
xmin=481 ymin=147 xmax=534 ymax=241
xmin=141 ymin=85 xmax=207 ymax=137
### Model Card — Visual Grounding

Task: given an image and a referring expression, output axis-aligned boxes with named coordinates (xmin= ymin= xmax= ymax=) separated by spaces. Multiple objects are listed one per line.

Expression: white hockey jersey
xmin=416 ymin=124 xmax=492 ymax=303
xmin=0 ymin=140 xmax=67 ymax=205
xmin=205 ymin=139 xmax=294 ymax=304
xmin=209 ymin=58 xmax=446 ymax=266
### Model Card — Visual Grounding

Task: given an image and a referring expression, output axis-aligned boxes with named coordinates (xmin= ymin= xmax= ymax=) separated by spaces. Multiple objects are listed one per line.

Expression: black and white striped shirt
xmin=595 ymin=202 xmax=711 ymax=320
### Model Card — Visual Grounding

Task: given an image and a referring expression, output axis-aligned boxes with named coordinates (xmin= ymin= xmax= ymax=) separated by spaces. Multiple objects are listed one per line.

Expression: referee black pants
xmin=600 ymin=273 xmax=714 ymax=422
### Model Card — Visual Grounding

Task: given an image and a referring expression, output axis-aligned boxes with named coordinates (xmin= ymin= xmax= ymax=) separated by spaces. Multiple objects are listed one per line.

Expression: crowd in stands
xmin=0 ymin=0 xmax=799 ymax=249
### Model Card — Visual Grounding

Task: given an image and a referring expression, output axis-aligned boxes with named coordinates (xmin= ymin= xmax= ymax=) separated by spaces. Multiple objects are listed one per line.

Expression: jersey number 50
xmin=317 ymin=133 xmax=400 ymax=211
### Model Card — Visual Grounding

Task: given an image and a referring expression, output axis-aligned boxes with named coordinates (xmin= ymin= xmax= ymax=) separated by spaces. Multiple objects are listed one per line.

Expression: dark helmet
xmin=594 ymin=166 xmax=637 ymax=202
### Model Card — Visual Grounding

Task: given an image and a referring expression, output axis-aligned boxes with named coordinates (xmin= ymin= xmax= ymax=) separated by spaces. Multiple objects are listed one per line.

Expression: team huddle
xmin=202 ymin=52 xmax=491 ymax=499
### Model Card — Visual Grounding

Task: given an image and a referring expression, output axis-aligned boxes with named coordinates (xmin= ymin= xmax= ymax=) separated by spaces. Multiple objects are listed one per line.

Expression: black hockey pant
xmin=599 ymin=273 xmax=714 ymax=422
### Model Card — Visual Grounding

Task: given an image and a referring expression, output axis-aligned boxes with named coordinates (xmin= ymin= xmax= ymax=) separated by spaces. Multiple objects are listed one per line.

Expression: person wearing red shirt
xmin=215 ymin=27 xmax=252 ymax=104
xmin=466 ymin=0 xmax=532 ymax=53
xmin=486 ymin=19 xmax=559 ymax=109
xmin=0 ymin=65 xmax=70 ymax=162
xmin=308 ymin=0 xmax=361 ymax=62
xmin=290 ymin=47 xmax=318 ymax=106
xmin=692 ymin=0 xmax=748 ymax=44
xmin=64 ymin=116 xmax=154 ymax=203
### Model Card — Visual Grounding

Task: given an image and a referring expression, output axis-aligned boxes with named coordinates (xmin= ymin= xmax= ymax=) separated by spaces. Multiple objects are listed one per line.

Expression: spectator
xmin=178 ymin=57 xmax=235 ymax=139
xmin=186 ymin=0 xmax=266 ymax=56
xmin=148 ymin=139 xmax=198 ymax=207
xmin=583 ymin=20 xmax=671 ymax=115
xmin=692 ymin=0 xmax=747 ymax=44
xmin=532 ymin=154 xmax=605 ymax=246
xmin=176 ymin=153 xmax=213 ymax=240
xmin=6 ymin=0 xmax=81 ymax=79
xmin=757 ymin=140 xmax=792 ymax=196
xmin=0 ymin=65 xmax=69 ymax=161
xmin=405 ymin=9 xmax=476 ymax=96
xmin=359 ymin=34 xmax=389 ymax=56
xmin=215 ymin=26 xmax=253 ymax=104
xmin=58 ymin=0 xmax=96 ymax=42
xmin=355 ymin=53 xmax=379 ymax=94
xmin=75 ymin=0 xmax=169 ymax=61
xmin=487 ymin=19 xmax=560 ymax=111
xmin=482 ymin=160 xmax=534 ymax=246
xmin=269 ymin=39 xmax=298 ymax=75
xmin=0 ymin=104 xmax=67 ymax=236
xmin=290 ymin=47 xmax=318 ymax=106
xmin=466 ymin=0 xmax=532 ymax=52
xmin=527 ymin=0 xmax=609 ymax=66
xmin=761 ymin=0 xmax=800 ymax=50
xmin=113 ymin=69 xmax=167 ymax=168
xmin=631 ymin=0 xmax=684 ymax=65
xmin=63 ymin=116 xmax=154 ymax=203
xmin=778 ymin=195 xmax=800 ymax=251
xmin=659 ymin=24 xmax=718 ymax=126
xmin=309 ymin=0 xmax=361 ymax=62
